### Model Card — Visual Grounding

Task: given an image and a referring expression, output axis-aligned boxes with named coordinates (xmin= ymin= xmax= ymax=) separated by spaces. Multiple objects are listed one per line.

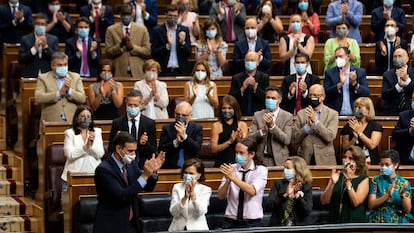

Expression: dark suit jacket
xmin=151 ymin=24 xmax=192 ymax=76
xmin=371 ymin=6 xmax=406 ymax=42
xmin=65 ymin=36 xmax=101 ymax=78
xmin=46 ymin=11 xmax=73 ymax=43
xmin=392 ymin=109 xmax=414 ymax=164
xmin=280 ymin=73 xmax=321 ymax=114
xmin=129 ymin=0 xmax=157 ymax=36
xmin=375 ymin=37 xmax=408 ymax=73
xmin=18 ymin=32 xmax=59 ymax=78
xmin=158 ymin=121 xmax=203 ymax=169
xmin=232 ymin=37 xmax=271 ymax=74
xmin=324 ymin=66 xmax=370 ymax=114
xmin=382 ymin=67 xmax=414 ymax=115
xmin=93 ymin=155 xmax=157 ymax=233
xmin=108 ymin=114 xmax=156 ymax=169
xmin=209 ymin=1 xmax=246 ymax=42
xmin=0 ymin=3 xmax=32 ymax=44
xmin=79 ymin=4 xmax=114 ymax=42
xmin=229 ymin=70 xmax=269 ymax=116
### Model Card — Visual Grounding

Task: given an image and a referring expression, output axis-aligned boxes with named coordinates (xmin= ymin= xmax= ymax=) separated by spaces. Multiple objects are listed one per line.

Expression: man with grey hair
xmin=35 ymin=51 xmax=86 ymax=122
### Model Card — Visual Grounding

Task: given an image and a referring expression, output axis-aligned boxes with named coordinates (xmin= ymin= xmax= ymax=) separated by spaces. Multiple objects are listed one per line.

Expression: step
xmin=0 ymin=166 xmax=20 ymax=181
xmin=0 ymin=197 xmax=39 ymax=217
xmin=0 ymin=180 xmax=24 ymax=197
xmin=0 ymin=215 xmax=40 ymax=232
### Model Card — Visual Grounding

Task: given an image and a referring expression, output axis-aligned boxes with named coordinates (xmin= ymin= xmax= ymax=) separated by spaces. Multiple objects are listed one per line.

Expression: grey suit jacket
xmin=209 ymin=2 xmax=246 ymax=42
xmin=249 ymin=108 xmax=293 ymax=165
xmin=292 ymin=105 xmax=338 ymax=165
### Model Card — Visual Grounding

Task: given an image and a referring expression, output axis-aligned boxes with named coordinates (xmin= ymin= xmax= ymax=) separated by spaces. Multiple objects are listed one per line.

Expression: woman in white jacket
xmin=169 ymin=158 xmax=212 ymax=231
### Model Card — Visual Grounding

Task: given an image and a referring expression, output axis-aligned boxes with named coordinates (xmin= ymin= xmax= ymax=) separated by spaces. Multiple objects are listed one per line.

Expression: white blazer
xmin=61 ymin=127 xmax=105 ymax=181
xmin=168 ymin=182 xmax=212 ymax=232
xmin=134 ymin=79 xmax=169 ymax=119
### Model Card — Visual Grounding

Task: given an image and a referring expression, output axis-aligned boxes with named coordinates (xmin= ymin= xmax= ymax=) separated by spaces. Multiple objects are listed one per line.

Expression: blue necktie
xmin=177 ymin=146 xmax=184 ymax=167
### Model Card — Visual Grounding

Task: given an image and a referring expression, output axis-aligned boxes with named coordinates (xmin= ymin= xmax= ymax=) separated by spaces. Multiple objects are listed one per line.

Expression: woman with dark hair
xmin=321 ymin=146 xmax=369 ymax=223
xmin=195 ymin=19 xmax=228 ymax=77
xmin=368 ymin=150 xmax=414 ymax=223
xmin=211 ymin=95 xmax=248 ymax=167
xmin=256 ymin=0 xmax=284 ymax=44
xmin=169 ymin=158 xmax=212 ymax=231
xmin=61 ymin=105 xmax=104 ymax=192
xmin=287 ymin=0 xmax=320 ymax=43
xmin=88 ymin=59 xmax=124 ymax=120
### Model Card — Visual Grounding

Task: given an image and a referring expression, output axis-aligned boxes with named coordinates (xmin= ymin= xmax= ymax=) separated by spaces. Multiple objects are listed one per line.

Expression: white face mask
xmin=336 ymin=57 xmax=346 ymax=68
xmin=195 ymin=71 xmax=207 ymax=80
xmin=48 ymin=4 xmax=60 ymax=12
xmin=245 ymin=28 xmax=257 ymax=39
xmin=144 ymin=71 xmax=157 ymax=81
xmin=122 ymin=153 xmax=136 ymax=164
xmin=385 ymin=26 xmax=396 ymax=36
xmin=262 ymin=4 xmax=271 ymax=14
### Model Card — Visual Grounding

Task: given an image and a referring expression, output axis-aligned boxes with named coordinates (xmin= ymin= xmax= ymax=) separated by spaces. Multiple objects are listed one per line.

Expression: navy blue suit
xmin=324 ymin=66 xmax=370 ymax=114
xmin=46 ymin=11 xmax=74 ymax=43
xmin=232 ymin=37 xmax=271 ymax=74
xmin=371 ymin=6 xmax=406 ymax=42
xmin=158 ymin=121 xmax=203 ymax=169
xmin=18 ymin=33 xmax=59 ymax=78
xmin=129 ymin=0 xmax=158 ymax=36
xmin=65 ymin=36 xmax=101 ymax=78
xmin=93 ymin=155 xmax=157 ymax=233
xmin=151 ymin=24 xmax=192 ymax=76
xmin=0 ymin=3 xmax=32 ymax=49
xmin=375 ymin=38 xmax=408 ymax=73
xmin=392 ymin=109 xmax=414 ymax=164
xmin=79 ymin=4 xmax=114 ymax=42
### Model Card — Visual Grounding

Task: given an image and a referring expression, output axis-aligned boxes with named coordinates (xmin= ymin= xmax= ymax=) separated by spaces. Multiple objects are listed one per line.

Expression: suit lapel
xmin=108 ymin=156 xmax=127 ymax=185
xmin=319 ymin=105 xmax=328 ymax=125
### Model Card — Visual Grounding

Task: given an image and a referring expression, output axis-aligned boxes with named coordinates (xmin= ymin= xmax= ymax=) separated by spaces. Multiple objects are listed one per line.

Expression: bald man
xmin=229 ymin=51 xmax=269 ymax=116
xmin=382 ymin=48 xmax=414 ymax=115
xmin=292 ymin=84 xmax=338 ymax=165
xmin=158 ymin=101 xmax=203 ymax=168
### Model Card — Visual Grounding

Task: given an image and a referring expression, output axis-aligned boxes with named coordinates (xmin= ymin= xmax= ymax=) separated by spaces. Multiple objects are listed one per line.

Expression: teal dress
xmin=328 ymin=174 xmax=368 ymax=223
xmin=368 ymin=174 xmax=414 ymax=223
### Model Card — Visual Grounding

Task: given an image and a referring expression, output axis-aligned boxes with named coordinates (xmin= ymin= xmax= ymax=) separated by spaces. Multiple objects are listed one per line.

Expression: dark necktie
xmin=226 ymin=6 xmax=233 ymax=42
xmin=82 ymin=39 xmax=89 ymax=75
xmin=125 ymin=27 xmax=130 ymax=37
xmin=94 ymin=8 xmax=100 ymax=40
xmin=131 ymin=119 xmax=137 ymax=140
xmin=122 ymin=165 xmax=133 ymax=221
xmin=266 ymin=131 xmax=273 ymax=155
xmin=246 ymin=85 xmax=253 ymax=116
xmin=177 ymin=146 xmax=185 ymax=167
xmin=399 ymin=88 xmax=406 ymax=111
xmin=237 ymin=170 xmax=250 ymax=220
xmin=388 ymin=41 xmax=394 ymax=70
xmin=12 ymin=6 xmax=16 ymax=16
xmin=295 ymin=76 xmax=302 ymax=114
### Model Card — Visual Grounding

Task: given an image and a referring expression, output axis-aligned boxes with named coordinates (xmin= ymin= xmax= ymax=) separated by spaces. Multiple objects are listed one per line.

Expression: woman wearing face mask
xmin=288 ymin=0 xmax=320 ymax=43
xmin=184 ymin=60 xmax=219 ymax=119
xmin=279 ymin=14 xmax=315 ymax=75
xmin=256 ymin=0 xmax=284 ymax=44
xmin=88 ymin=59 xmax=124 ymax=120
xmin=266 ymin=156 xmax=313 ymax=226
xmin=320 ymin=146 xmax=369 ymax=223
xmin=61 ymin=105 xmax=104 ymax=192
xmin=323 ymin=21 xmax=360 ymax=71
xmin=211 ymin=95 xmax=248 ymax=167
xmin=195 ymin=19 xmax=228 ymax=77
xmin=134 ymin=59 xmax=169 ymax=119
xmin=368 ymin=149 xmax=414 ymax=223
xmin=171 ymin=0 xmax=200 ymax=43
xmin=341 ymin=97 xmax=383 ymax=165
xmin=168 ymin=158 xmax=212 ymax=231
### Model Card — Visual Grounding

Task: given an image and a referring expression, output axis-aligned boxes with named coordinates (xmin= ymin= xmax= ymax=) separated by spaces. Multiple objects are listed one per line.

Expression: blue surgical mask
xmin=336 ymin=28 xmax=347 ymax=38
xmin=411 ymin=101 xmax=414 ymax=110
xmin=283 ymin=168 xmax=295 ymax=181
xmin=126 ymin=106 xmax=140 ymax=118
xmin=380 ymin=165 xmax=393 ymax=176
xmin=245 ymin=61 xmax=257 ymax=71
xmin=56 ymin=66 xmax=68 ymax=77
xmin=35 ymin=25 xmax=46 ymax=35
xmin=295 ymin=63 xmax=307 ymax=74
xmin=206 ymin=29 xmax=217 ymax=39
xmin=235 ymin=153 xmax=248 ymax=167
xmin=183 ymin=173 xmax=196 ymax=184
xmin=383 ymin=0 xmax=394 ymax=7
xmin=291 ymin=22 xmax=301 ymax=32
xmin=265 ymin=98 xmax=278 ymax=111
xmin=78 ymin=28 xmax=89 ymax=38
xmin=298 ymin=1 xmax=309 ymax=11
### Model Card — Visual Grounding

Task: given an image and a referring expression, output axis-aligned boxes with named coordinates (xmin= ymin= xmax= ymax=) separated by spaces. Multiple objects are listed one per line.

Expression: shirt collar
xmin=111 ymin=153 xmax=124 ymax=171
xmin=9 ymin=3 xmax=19 ymax=8
xmin=127 ymin=113 xmax=140 ymax=121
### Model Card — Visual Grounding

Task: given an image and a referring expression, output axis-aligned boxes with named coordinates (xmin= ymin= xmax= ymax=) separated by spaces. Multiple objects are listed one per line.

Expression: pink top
xmin=288 ymin=13 xmax=320 ymax=43
xmin=178 ymin=11 xmax=198 ymax=43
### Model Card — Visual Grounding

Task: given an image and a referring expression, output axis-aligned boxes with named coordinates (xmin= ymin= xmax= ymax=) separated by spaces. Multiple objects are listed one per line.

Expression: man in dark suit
xmin=46 ymin=0 xmax=73 ymax=43
xmin=159 ymin=101 xmax=203 ymax=169
xmin=93 ymin=132 xmax=165 ymax=233
xmin=371 ymin=0 xmax=406 ymax=42
xmin=79 ymin=0 xmax=114 ymax=42
xmin=65 ymin=16 xmax=101 ymax=78
xmin=232 ymin=17 xmax=271 ymax=74
xmin=128 ymin=0 xmax=158 ymax=36
xmin=229 ymin=51 xmax=269 ymax=116
xmin=18 ymin=13 xmax=59 ymax=78
xmin=324 ymin=46 xmax=370 ymax=116
xmin=151 ymin=5 xmax=191 ymax=76
xmin=109 ymin=90 xmax=156 ymax=169
xmin=375 ymin=19 xmax=408 ymax=73
xmin=210 ymin=0 xmax=246 ymax=43
xmin=382 ymin=48 xmax=414 ymax=115
xmin=280 ymin=53 xmax=320 ymax=115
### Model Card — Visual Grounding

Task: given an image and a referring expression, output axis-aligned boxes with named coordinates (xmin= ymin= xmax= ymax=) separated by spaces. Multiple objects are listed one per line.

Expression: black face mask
xmin=353 ymin=109 xmax=364 ymax=119
xmin=175 ymin=115 xmax=187 ymax=125
xmin=308 ymin=97 xmax=320 ymax=108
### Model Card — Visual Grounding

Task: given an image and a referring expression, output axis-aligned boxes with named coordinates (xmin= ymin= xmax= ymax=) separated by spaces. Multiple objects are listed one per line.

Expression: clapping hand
xmin=220 ymin=163 xmax=236 ymax=182
xmin=330 ymin=167 xmax=341 ymax=184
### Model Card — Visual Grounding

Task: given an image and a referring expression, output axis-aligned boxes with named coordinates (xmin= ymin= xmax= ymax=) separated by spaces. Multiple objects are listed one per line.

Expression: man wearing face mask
xmin=93 ymin=131 xmax=165 ymax=233
xmin=35 ymin=52 xmax=86 ymax=122
xmin=65 ymin=17 xmax=101 ymax=78
xmin=80 ymin=0 xmax=114 ymax=42
xmin=45 ymin=0 xmax=73 ymax=43
xmin=248 ymin=86 xmax=293 ymax=166
xmin=159 ymin=101 xmax=203 ymax=169
xmin=375 ymin=19 xmax=408 ymax=74
xmin=108 ymin=90 xmax=156 ymax=169
xmin=326 ymin=0 xmax=363 ymax=43
xmin=151 ymin=5 xmax=192 ymax=76
xmin=18 ymin=13 xmax=59 ymax=78
xmin=292 ymin=84 xmax=338 ymax=165
xmin=371 ymin=0 xmax=406 ymax=43
xmin=229 ymin=51 xmax=269 ymax=116
xmin=382 ymin=48 xmax=414 ymax=115
xmin=232 ymin=16 xmax=271 ymax=74
xmin=106 ymin=4 xmax=150 ymax=78
xmin=324 ymin=46 xmax=370 ymax=116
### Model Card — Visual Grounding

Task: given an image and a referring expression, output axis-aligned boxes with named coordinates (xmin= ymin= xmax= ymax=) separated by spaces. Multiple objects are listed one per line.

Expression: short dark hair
xmin=336 ymin=20 xmax=350 ymax=29
xmin=126 ymin=89 xmax=143 ymax=100
xmin=34 ymin=13 xmax=47 ymax=21
xmin=166 ymin=5 xmax=179 ymax=12
xmin=295 ymin=53 xmax=310 ymax=62
xmin=113 ymin=131 xmax=137 ymax=148
xmin=335 ymin=46 xmax=350 ymax=55
xmin=120 ymin=3 xmax=133 ymax=15
xmin=237 ymin=137 xmax=257 ymax=154
xmin=75 ymin=16 xmax=90 ymax=28
xmin=180 ymin=158 xmax=206 ymax=182
xmin=265 ymin=86 xmax=282 ymax=96
xmin=380 ymin=149 xmax=400 ymax=168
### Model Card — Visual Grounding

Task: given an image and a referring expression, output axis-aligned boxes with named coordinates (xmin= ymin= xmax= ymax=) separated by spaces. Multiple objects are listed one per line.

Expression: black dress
xmin=92 ymin=83 xmax=119 ymax=120
xmin=214 ymin=120 xmax=238 ymax=167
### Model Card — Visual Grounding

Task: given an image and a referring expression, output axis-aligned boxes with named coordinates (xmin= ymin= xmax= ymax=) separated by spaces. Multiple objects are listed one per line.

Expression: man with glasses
xmin=371 ymin=0 xmax=406 ymax=43
xmin=151 ymin=4 xmax=191 ymax=76
xmin=292 ymin=84 xmax=338 ymax=165
xmin=159 ymin=101 xmax=203 ymax=169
